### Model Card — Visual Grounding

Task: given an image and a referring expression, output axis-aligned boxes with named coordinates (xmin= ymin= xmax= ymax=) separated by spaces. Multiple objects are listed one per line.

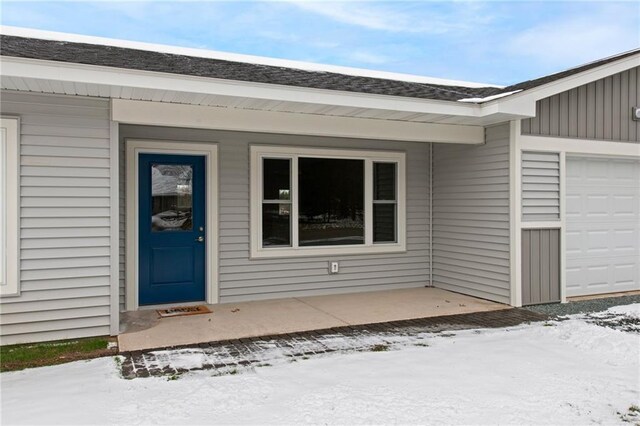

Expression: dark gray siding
xmin=521 ymin=228 xmax=561 ymax=305
xmin=522 ymin=66 xmax=640 ymax=142
xmin=119 ymin=125 xmax=431 ymax=306
xmin=521 ymin=151 xmax=560 ymax=221
xmin=431 ymin=124 xmax=511 ymax=304
xmin=0 ymin=91 xmax=113 ymax=345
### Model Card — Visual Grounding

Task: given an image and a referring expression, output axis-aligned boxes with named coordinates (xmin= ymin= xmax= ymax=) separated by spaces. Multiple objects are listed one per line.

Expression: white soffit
xmin=111 ymin=99 xmax=485 ymax=144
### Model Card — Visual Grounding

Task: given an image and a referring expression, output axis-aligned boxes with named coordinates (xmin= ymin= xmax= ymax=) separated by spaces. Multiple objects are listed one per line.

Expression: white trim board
xmin=559 ymin=151 xmax=567 ymax=304
xmin=108 ymin=120 xmax=120 ymax=334
xmin=111 ymin=99 xmax=484 ymax=145
xmin=520 ymin=221 xmax=562 ymax=229
xmin=125 ymin=139 xmax=219 ymax=311
xmin=520 ymin=135 xmax=640 ymax=157
xmin=0 ymin=117 xmax=20 ymax=297
xmin=509 ymin=119 xmax=522 ymax=307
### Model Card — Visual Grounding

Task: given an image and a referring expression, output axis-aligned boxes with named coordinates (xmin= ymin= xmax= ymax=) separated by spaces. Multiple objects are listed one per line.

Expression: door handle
xmin=195 ymin=236 xmax=205 ymax=242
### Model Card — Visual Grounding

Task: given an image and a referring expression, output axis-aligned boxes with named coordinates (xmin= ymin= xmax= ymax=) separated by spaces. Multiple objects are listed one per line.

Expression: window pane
xmin=374 ymin=162 xmax=396 ymax=201
xmin=151 ymin=164 xmax=193 ymax=231
xmin=263 ymin=158 xmax=290 ymax=200
xmin=262 ymin=203 xmax=291 ymax=246
xmin=373 ymin=204 xmax=396 ymax=243
xmin=299 ymin=158 xmax=364 ymax=246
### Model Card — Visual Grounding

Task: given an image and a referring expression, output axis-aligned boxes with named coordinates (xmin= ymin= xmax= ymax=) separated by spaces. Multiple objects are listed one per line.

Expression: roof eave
xmin=479 ymin=51 xmax=640 ymax=116
xmin=0 ymin=55 xmax=490 ymax=118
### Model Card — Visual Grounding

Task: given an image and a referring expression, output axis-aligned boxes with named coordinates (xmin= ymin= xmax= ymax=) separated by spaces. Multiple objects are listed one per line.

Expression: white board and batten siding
xmin=432 ymin=123 xmax=511 ymax=304
xmin=119 ymin=125 xmax=431 ymax=306
xmin=0 ymin=91 xmax=113 ymax=345
xmin=521 ymin=151 xmax=560 ymax=222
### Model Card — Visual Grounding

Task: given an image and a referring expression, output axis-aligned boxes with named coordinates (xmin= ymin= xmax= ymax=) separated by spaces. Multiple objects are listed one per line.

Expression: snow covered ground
xmin=2 ymin=304 xmax=639 ymax=425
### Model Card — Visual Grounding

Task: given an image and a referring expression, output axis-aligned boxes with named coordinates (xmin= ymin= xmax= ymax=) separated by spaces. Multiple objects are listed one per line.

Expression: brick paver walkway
xmin=120 ymin=308 xmax=547 ymax=379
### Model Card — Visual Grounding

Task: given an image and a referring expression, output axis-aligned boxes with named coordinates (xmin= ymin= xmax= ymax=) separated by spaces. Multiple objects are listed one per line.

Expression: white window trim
xmin=250 ymin=145 xmax=406 ymax=258
xmin=0 ymin=117 xmax=20 ymax=297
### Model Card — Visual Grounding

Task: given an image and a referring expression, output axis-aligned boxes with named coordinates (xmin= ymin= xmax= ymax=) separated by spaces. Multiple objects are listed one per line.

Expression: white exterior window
xmin=250 ymin=146 xmax=406 ymax=258
xmin=0 ymin=117 xmax=19 ymax=296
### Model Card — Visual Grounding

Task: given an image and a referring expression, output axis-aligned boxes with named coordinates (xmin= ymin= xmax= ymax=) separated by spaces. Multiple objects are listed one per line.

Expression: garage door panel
xmin=566 ymin=157 xmax=640 ymax=297
xmin=613 ymin=195 xmax=638 ymax=216
xmin=566 ymin=256 xmax=639 ymax=295
xmin=612 ymin=161 xmax=640 ymax=182
xmin=567 ymin=193 xmax=638 ymax=218
xmin=565 ymin=194 xmax=581 ymax=217
xmin=614 ymin=229 xmax=640 ymax=254
xmin=566 ymin=227 xmax=639 ymax=257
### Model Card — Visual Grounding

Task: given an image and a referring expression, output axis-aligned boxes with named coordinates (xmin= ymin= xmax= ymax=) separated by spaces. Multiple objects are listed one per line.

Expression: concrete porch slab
xmin=118 ymin=287 xmax=508 ymax=352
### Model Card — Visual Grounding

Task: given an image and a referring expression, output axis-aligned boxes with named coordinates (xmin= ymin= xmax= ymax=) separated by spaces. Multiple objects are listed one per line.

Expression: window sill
xmin=250 ymin=243 xmax=407 ymax=259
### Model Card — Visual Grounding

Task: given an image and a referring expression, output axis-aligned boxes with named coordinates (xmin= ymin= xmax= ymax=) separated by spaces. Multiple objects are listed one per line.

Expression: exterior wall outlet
xmin=329 ymin=261 xmax=339 ymax=274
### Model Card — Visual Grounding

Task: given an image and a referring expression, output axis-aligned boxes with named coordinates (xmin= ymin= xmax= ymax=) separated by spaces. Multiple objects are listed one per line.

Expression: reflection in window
xmin=151 ymin=164 xmax=193 ymax=231
xmin=299 ymin=158 xmax=364 ymax=246
xmin=262 ymin=159 xmax=291 ymax=246
xmin=373 ymin=162 xmax=397 ymax=243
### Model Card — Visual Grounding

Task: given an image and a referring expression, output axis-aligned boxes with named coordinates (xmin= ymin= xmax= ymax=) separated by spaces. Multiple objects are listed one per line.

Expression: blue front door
xmin=138 ymin=154 xmax=206 ymax=305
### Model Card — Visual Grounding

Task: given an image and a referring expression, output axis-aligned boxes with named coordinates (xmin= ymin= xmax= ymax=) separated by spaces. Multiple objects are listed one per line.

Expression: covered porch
xmin=118 ymin=287 xmax=507 ymax=351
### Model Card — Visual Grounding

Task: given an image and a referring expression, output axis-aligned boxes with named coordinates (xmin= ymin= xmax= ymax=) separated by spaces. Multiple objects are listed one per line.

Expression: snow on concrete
xmin=578 ymin=303 xmax=640 ymax=333
xmin=607 ymin=303 xmax=640 ymax=318
xmin=2 ymin=305 xmax=639 ymax=425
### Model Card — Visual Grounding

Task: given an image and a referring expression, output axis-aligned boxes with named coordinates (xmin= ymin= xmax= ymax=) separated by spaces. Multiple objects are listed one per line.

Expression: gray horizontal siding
xmin=522 ymin=151 xmax=560 ymax=221
xmin=432 ymin=123 xmax=511 ymax=304
xmin=119 ymin=125 xmax=431 ymax=305
xmin=522 ymin=66 xmax=640 ymax=142
xmin=0 ymin=91 xmax=112 ymax=345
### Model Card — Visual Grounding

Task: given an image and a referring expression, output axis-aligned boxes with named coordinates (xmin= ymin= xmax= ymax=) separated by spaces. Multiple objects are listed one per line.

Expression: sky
xmin=1 ymin=1 xmax=638 ymax=86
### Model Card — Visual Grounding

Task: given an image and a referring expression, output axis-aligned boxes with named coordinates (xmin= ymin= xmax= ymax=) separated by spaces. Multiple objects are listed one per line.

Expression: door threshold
xmin=138 ymin=301 xmax=208 ymax=311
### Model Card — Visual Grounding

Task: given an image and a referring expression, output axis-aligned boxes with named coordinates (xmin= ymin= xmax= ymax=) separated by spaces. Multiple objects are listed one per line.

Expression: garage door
xmin=566 ymin=157 xmax=640 ymax=297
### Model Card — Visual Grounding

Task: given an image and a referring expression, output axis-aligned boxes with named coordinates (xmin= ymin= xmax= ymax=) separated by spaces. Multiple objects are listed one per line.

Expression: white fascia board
xmin=0 ymin=56 xmax=483 ymax=118
xmin=480 ymin=53 xmax=640 ymax=115
xmin=111 ymin=99 xmax=485 ymax=144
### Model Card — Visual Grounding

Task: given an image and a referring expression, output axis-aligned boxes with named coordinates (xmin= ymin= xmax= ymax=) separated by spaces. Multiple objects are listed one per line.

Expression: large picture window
xmin=251 ymin=146 xmax=406 ymax=258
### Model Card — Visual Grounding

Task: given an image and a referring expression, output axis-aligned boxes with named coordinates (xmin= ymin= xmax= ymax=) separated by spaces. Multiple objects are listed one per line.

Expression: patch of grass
xmin=167 ymin=374 xmax=180 ymax=381
xmin=369 ymin=344 xmax=389 ymax=352
xmin=629 ymin=405 xmax=640 ymax=413
xmin=1 ymin=337 xmax=116 ymax=372
xmin=413 ymin=343 xmax=429 ymax=347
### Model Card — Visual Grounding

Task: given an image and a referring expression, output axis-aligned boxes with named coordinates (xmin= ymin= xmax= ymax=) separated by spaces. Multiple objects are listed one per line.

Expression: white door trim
xmin=125 ymin=139 xmax=219 ymax=311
